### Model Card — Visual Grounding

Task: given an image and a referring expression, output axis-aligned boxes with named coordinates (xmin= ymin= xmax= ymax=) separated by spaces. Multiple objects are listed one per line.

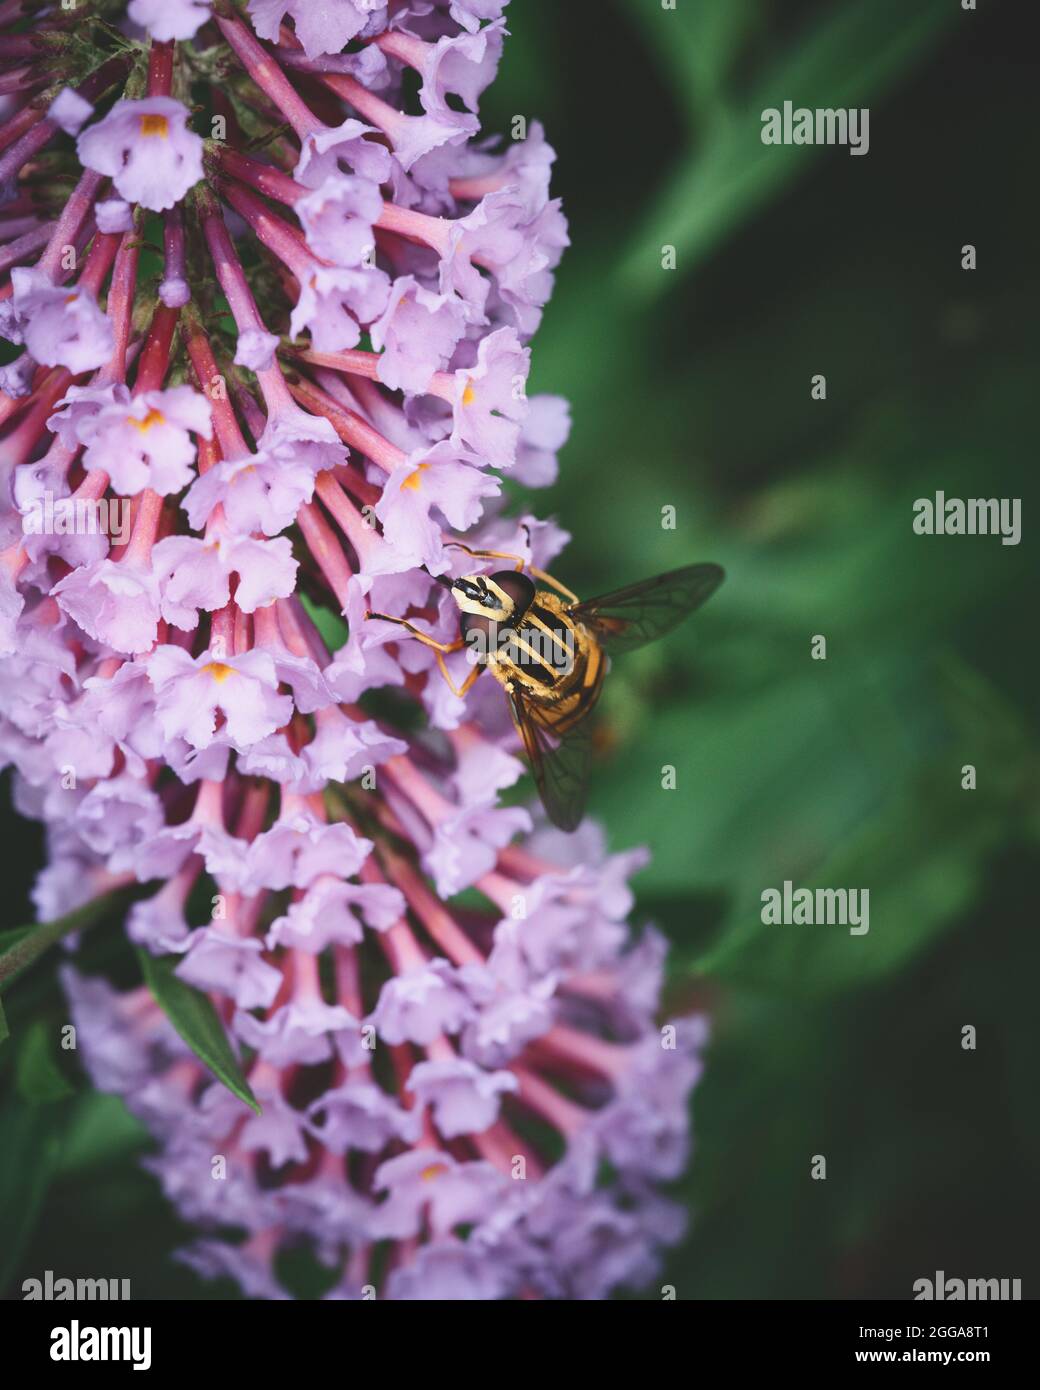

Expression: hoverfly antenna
xmin=429 ymin=573 xmax=453 ymax=590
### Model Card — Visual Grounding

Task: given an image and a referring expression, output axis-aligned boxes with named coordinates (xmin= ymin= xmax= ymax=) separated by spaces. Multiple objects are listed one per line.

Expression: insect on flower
xmin=368 ymin=545 xmax=725 ymax=830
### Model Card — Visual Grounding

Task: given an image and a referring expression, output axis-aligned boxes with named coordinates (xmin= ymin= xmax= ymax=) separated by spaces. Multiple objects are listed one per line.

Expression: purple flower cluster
xmin=0 ymin=0 xmax=705 ymax=1299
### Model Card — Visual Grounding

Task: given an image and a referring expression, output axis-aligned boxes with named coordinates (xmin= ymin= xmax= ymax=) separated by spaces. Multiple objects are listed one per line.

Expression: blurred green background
xmin=3 ymin=0 xmax=1039 ymax=1299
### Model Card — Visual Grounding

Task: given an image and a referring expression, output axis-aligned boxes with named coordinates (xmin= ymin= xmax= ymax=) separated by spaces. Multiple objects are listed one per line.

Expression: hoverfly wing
xmin=567 ymin=562 xmax=724 ymax=654
xmin=509 ymin=691 xmax=593 ymax=833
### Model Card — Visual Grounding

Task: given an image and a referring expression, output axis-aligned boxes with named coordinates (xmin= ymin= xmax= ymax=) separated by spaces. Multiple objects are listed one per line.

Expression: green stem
xmin=0 ymin=889 xmax=128 ymax=993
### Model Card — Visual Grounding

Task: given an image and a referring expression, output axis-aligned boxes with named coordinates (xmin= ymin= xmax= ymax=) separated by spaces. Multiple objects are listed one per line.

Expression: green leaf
xmin=137 ymin=949 xmax=261 ymax=1115
xmin=15 ymin=1019 xmax=76 ymax=1105
xmin=618 ymin=0 xmax=956 ymax=293
xmin=0 ymin=995 xmax=8 ymax=1045
xmin=0 ymin=925 xmax=34 ymax=953
xmin=0 ymin=889 xmax=127 ymax=995
xmin=300 ymin=591 xmax=347 ymax=650
xmin=618 ymin=0 xmax=763 ymax=129
xmin=689 ymin=659 xmax=1036 ymax=997
xmin=56 ymin=1093 xmax=147 ymax=1177
xmin=0 ymin=1098 xmax=71 ymax=1292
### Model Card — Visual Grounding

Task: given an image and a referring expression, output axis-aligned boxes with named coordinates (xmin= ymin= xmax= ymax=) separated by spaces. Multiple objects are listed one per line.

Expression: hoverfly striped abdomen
xmin=368 ymin=557 xmax=723 ymax=831
xmin=489 ymin=590 xmax=601 ymax=716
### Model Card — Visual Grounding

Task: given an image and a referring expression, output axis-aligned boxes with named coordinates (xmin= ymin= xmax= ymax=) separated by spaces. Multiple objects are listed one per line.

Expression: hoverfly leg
xmin=435 ymin=652 xmax=482 ymax=699
xmin=364 ymin=611 xmax=480 ymax=698
xmin=364 ymin=611 xmax=466 ymax=655
xmin=527 ymin=566 xmax=580 ymax=605
xmin=444 ymin=540 xmax=527 ymax=573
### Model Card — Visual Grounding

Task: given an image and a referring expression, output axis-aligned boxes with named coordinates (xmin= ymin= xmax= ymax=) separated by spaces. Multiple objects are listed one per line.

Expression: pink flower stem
xmin=374 ymin=201 xmax=450 ymax=257
xmin=318 ymin=70 xmax=406 ymax=149
xmin=147 ymin=39 xmax=174 ymax=98
xmin=0 ymin=219 xmax=53 ymax=276
xmin=183 ymin=308 xmax=251 ymax=458
xmin=496 ymin=842 xmax=560 ymax=881
xmin=217 ymin=146 xmax=301 ymax=208
xmin=233 ymin=604 xmax=252 ymax=656
xmin=135 ymin=302 xmax=180 ymax=394
xmin=334 ymin=945 xmax=363 ymax=1018
xmin=77 ymin=230 xmax=121 ymax=297
xmin=379 ymin=915 xmax=428 ymax=975
xmin=0 ymin=3 xmax=30 ymax=34
xmin=96 ymin=225 xmax=141 ymax=386
xmin=295 ymin=502 xmax=354 ymax=610
xmin=291 ymin=948 xmax=323 ymax=1004
xmin=0 ymin=69 xmax=47 ymax=100
xmin=312 ymin=472 xmax=378 ymax=560
xmin=70 ymin=468 xmax=111 ymax=507
xmin=196 ymin=433 xmax=220 ymax=476
xmin=529 ymin=1023 xmax=632 ymax=1082
xmin=449 ymin=170 xmax=507 ymax=201
xmin=470 ymin=1121 xmax=547 ymax=1181
xmin=235 ymin=780 xmax=271 ymax=840
xmin=281 ymin=595 xmax=332 ymax=664
xmin=510 ymin=1064 xmax=588 ymax=1137
xmin=474 ymin=871 xmax=516 ymax=915
xmin=209 ymin=600 xmax=235 ymax=657
xmin=0 ymin=541 xmax=29 ymax=580
xmin=326 ymin=373 xmax=418 ymax=448
xmin=382 ymin=756 xmax=451 ymax=826
xmin=288 ymin=373 xmax=403 ymax=473
xmin=159 ymin=206 xmax=189 ymax=306
xmin=192 ymin=778 xmax=225 ymax=827
xmin=295 ymin=346 xmax=381 ymax=381
xmin=125 ymin=489 xmax=165 ymax=567
xmin=1 ymin=366 xmax=71 ymax=468
xmin=0 ymin=212 xmax=46 ymax=238
xmin=379 ymin=846 xmax=485 ymax=968
xmin=198 ymin=186 xmax=275 ymax=353
xmin=373 ymin=30 xmax=429 ymax=71
xmin=253 ymin=360 xmax=297 ymax=418
xmin=251 ymin=602 xmax=280 ymax=648
xmin=219 ymin=179 xmax=315 ymax=279
xmin=36 ymin=168 xmax=105 ymax=281
xmin=0 ymin=55 xmax=129 ymax=190
xmin=0 ymin=101 xmax=41 ymax=158
xmin=0 ymin=34 xmax=41 ymax=61
xmin=216 ymin=14 xmax=322 ymax=141
xmin=229 ymin=378 xmax=267 ymax=440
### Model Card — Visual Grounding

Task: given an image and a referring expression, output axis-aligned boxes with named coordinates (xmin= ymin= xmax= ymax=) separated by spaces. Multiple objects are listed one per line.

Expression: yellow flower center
xmin=130 ymin=408 xmax=165 ymax=434
xmin=420 ymin=1163 xmax=446 ymax=1182
xmin=202 ymin=662 xmax=235 ymax=683
xmin=400 ymin=463 xmax=429 ymax=492
xmin=140 ymin=114 xmax=169 ymax=139
xmin=462 ymin=379 xmax=476 ymax=407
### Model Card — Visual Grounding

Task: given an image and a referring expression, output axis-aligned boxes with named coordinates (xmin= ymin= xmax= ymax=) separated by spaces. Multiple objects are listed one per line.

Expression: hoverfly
xmin=367 ymin=543 xmax=724 ymax=831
